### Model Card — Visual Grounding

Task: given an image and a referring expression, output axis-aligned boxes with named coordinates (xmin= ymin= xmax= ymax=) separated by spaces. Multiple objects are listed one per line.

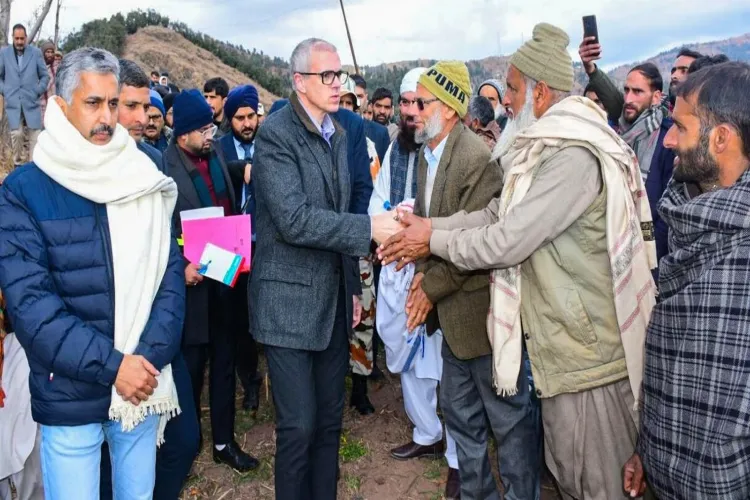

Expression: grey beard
xmin=414 ymin=108 xmax=443 ymax=144
xmin=494 ymin=104 xmax=506 ymax=120
xmin=491 ymin=93 xmax=536 ymax=162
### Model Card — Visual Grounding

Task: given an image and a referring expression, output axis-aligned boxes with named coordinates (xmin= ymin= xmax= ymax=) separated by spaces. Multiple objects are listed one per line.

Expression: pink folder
xmin=182 ymin=215 xmax=252 ymax=273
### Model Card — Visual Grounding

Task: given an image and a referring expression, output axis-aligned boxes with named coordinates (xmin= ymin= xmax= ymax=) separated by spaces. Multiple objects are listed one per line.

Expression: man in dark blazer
xmin=216 ymin=84 xmax=263 ymax=412
xmin=0 ymin=24 xmax=49 ymax=166
xmin=164 ymin=89 xmax=258 ymax=473
xmin=251 ymin=38 xmax=397 ymax=500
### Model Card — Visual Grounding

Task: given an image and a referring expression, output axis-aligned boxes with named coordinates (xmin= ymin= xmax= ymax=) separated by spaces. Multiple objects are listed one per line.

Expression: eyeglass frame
xmin=415 ymin=98 xmax=440 ymax=111
xmin=296 ymin=70 xmax=349 ymax=86
xmin=197 ymin=124 xmax=217 ymax=139
xmin=146 ymin=113 xmax=164 ymax=123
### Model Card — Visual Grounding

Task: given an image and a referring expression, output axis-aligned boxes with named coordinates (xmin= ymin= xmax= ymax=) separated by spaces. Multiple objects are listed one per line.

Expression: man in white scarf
xmin=0 ymin=48 xmax=185 ymax=500
xmin=379 ymin=23 xmax=656 ymax=499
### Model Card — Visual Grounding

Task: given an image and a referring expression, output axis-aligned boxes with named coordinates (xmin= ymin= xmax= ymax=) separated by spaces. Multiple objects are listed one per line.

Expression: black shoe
xmin=350 ymin=374 xmax=375 ymax=415
xmin=242 ymin=376 xmax=262 ymax=411
xmin=212 ymin=441 xmax=259 ymax=472
xmin=390 ymin=440 xmax=445 ymax=460
xmin=445 ymin=467 xmax=461 ymax=499
xmin=369 ymin=364 xmax=385 ymax=381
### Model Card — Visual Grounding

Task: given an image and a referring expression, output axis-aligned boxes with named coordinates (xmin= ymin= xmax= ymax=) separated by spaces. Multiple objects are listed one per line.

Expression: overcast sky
xmin=12 ymin=0 xmax=750 ymax=68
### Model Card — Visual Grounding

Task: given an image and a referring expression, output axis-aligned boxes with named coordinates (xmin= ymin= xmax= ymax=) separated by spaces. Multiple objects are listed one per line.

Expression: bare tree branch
xmin=0 ymin=0 xmax=13 ymax=46
xmin=28 ymin=0 xmax=53 ymax=43
xmin=52 ymin=0 xmax=61 ymax=48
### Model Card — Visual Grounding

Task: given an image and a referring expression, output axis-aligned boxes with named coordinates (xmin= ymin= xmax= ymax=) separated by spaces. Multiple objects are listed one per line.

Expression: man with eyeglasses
xmin=368 ymin=66 xmax=462 ymax=499
xmin=251 ymin=37 xmax=399 ymax=500
xmin=164 ymin=89 xmax=260 ymax=473
xmin=143 ymin=89 xmax=171 ymax=153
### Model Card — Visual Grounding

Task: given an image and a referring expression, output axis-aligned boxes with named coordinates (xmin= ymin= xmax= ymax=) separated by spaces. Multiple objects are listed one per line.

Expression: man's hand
xmin=406 ymin=272 xmax=433 ymax=331
xmin=623 ymin=453 xmax=647 ymax=498
xmin=185 ymin=263 xmax=204 ymax=287
xmin=371 ymin=211 xmax=404 ymax=245
xmin=114 ymin=354 xmax=160 ymax=406
xmin=377 ymin=212 xmax=432 ymax=271
xmin=244 ymin=162 xmax=252 ymax=184
xmin=352 ymin=295 xmax=363 ymax=328
xmin=579 ymin=37 xmax=602 ymax=75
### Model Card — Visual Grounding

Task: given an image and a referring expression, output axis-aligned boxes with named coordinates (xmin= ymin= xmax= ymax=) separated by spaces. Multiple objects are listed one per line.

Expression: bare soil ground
xmin=182 ymin=355 xmax=562 ymax=500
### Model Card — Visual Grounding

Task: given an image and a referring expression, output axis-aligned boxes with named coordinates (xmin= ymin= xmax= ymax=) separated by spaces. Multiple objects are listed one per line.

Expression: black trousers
xmin=182 ymin=280 xmax=243 ymax=446
xmin=264 ymin=284 xmax=349 ymax=500
xmin=234 ymin=274 xmax=260 ymax=394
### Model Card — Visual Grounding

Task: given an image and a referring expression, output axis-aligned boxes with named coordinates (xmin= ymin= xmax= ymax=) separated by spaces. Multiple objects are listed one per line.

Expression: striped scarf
xmin=619 ymin=104 xmax=666 ymax=181
xmin=389 ymin=140 xmax=418 ymax=207
xmin=488 ymin=97 xmax=657 ymax=406
xmin=180 ymin=148 xmax=230 ymax=210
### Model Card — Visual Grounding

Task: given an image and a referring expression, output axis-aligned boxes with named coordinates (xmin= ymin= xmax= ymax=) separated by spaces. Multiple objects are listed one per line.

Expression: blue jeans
xmin=100 ymin=354 xmax=200 ymax=500
xmin=40 ymin=415 xmax=159 ymax=500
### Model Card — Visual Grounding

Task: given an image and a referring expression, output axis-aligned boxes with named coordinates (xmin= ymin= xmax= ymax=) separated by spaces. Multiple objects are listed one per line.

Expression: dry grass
xmin=123 ymin=26 xmax=280 ymax=109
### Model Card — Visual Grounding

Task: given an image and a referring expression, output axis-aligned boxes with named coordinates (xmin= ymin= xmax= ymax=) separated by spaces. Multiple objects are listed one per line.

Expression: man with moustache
xmin=143 ymin=89 xmax=171 ymax=153
xmin=477 ymin=79 xmax=508 ymax=131
xmin=580 ymin=41 xmax=676 ymax=265
xmin=164 ymin=89 xmax=259 ymax=473
xmin=0 ymin=47 xmax=185 ymax=499
xmin=116 ymin=60 xmax=164 ymax=170
xmin=370 ymin=87 xmax=398 ymax=141
xmin=380 ymin=23 xmax=657 ymax=499
xmin=624 ymin=62 xmax=750 ymax=500
xmin=369 ymin=66 xmax=462 ymax=499
xmin=217 ymin=84 xmax=263 ymax=412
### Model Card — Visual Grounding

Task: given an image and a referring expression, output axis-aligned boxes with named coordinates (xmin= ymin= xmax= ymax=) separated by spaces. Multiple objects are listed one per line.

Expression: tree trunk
xmin=0 ymin=0 xmax=13 ymax=47
xmin=28 ymin=0 xmax=53 ymax=43
xmin=52 ymin=0 xmax=61 ymax=48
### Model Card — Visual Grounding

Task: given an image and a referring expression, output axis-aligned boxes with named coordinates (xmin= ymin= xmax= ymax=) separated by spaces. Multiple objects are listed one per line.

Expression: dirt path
xmin=182 ymin=361 xmax=561 ymax=500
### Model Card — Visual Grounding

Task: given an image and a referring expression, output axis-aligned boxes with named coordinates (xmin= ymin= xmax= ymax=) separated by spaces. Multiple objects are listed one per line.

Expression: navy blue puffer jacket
xmin=0 ymin=163 xmax=185 ymax=426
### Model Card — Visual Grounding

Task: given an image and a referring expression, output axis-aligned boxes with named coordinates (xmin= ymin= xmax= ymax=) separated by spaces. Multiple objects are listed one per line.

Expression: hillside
xmin=123 ymin=26 xmax=279 ymax=108
xmin=360 ymin=32 xmax=750 ymax=97
xmin=608 ymin=33 xmax=750 ymax=82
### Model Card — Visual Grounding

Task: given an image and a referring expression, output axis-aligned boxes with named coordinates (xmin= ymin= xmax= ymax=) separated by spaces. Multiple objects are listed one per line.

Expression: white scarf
xmin=488 ymin=96 xmax=656 ymax=408
xmin=34 ymin=98 xmax=180 ymax=443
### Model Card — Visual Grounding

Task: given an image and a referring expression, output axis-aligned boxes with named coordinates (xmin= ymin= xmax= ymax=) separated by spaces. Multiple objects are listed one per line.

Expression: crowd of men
xmin=0 ymin=16 xmax=749 ymax=500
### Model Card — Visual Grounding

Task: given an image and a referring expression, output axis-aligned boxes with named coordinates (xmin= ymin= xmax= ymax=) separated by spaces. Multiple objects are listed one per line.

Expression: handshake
xmin=370 ymin=210 xmax=433 ymax=269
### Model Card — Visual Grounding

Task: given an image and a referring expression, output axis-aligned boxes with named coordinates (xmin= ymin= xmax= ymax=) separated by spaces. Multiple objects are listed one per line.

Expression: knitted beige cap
xmin=509 ymin=23 xmax=574 ymax=91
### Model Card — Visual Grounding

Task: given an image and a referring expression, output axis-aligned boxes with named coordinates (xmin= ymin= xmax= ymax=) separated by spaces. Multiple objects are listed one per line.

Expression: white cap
xmin=257 ymin=103 xmax=265 ymax=116
xmin=400 ymin=67 xmax=427 ymax=96
xmin=341 ymin=77 xmax=360 ymax=107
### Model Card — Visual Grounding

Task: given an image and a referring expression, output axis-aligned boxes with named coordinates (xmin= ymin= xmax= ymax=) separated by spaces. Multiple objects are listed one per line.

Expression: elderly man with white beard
xmin=379 ymin=23 xmax=657 ymax=500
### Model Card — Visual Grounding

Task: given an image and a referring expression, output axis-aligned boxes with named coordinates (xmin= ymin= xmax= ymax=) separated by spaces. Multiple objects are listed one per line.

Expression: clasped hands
xmin=114 ymin=354 xmax=160 ymax=406
xmin=371 ymin=210 xmax=433 ymax=270
xmin=370 ymin=210 xmax=435 ymax=330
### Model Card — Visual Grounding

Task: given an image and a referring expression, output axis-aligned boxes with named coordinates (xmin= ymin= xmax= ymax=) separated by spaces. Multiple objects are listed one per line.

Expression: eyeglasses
xmin=198 ymin=125 xmax=217 ymax=139
xmin=416 ymin=98 xmax=439 ymax=111
xmin=147 ymin=114 xmax=163 ymax=123
xmin=297 ymin=70 xmax=349 ymax=86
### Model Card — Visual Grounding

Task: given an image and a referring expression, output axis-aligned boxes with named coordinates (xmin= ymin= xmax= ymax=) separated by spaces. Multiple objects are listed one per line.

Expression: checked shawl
xmin=639 ymin=169 xmax=750 ymax=499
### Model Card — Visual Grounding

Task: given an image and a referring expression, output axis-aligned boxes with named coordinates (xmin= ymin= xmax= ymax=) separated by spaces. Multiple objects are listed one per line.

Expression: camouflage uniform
xmin=350 ymin=256 xmax=376 ymax=376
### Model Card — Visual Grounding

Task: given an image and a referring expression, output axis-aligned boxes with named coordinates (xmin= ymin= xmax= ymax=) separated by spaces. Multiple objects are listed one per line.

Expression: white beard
xmin=491 ymin=91 xmax=537 ymax=163
xmin=493 ymin=104 xmax=506 ymax=120
xmin=415 ymin=107 xmax=443 ymax=144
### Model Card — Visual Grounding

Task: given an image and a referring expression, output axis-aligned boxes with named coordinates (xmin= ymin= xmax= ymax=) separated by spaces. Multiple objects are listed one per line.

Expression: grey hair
xmin=467 ymin=96 xmax=495 ymax=127
xmin=523 ymin=75 xmax=570 ymax=106
xmin=290 ymin=38 xmax=337 ymax=90
xmin=56 ymin=47 xmax=120 ymax=104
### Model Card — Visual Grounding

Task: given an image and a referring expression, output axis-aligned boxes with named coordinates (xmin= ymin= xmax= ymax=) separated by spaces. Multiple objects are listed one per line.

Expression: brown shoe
xmin=389 ymin=440 xmax=445 ymax=460
xmin=445 ymin=467 xmax=460 ymax=499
